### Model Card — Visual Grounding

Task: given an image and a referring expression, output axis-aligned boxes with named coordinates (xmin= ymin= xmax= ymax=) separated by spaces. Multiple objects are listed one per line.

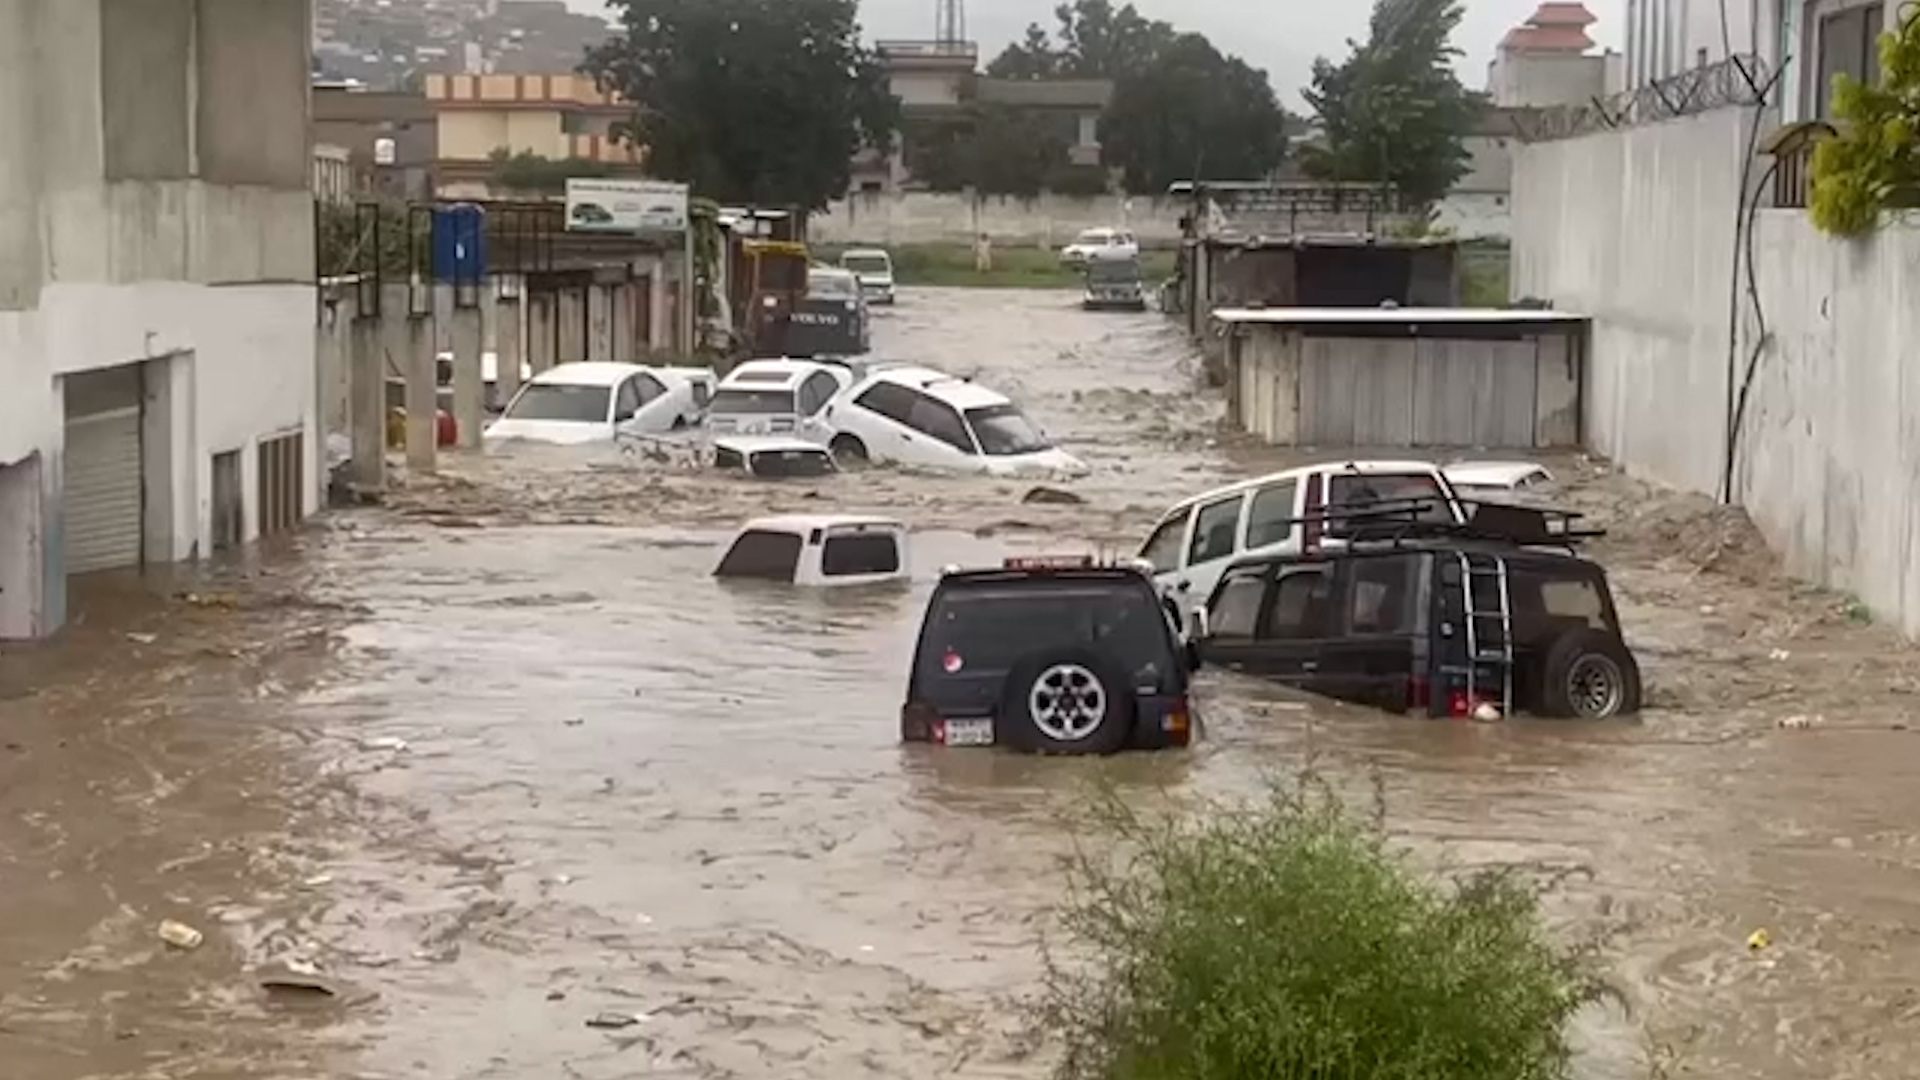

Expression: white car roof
xmin=1442 ymin=461 xmax=1553 ymax=488
xmin=1161 ymin=459 xmax=1449 ymax=519
xmin=842 ymin=247 xmax=891 ymax=259
xmin=529 ymin=361 xmax=649 ymax=387
xmin=719 ymin=358 xmax=835 ymax=388
xmin=864 ymin=366 xmax=1009 ymax=410
xmin=738 ymin=514 xmax=904 ymax=534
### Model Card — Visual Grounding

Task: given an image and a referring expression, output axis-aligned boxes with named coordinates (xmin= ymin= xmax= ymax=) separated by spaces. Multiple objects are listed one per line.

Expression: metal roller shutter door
xmin=63 ymin=408 xmax=143 ymax=573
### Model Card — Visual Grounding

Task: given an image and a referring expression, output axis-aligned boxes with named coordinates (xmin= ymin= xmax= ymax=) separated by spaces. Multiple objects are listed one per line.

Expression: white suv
xmin=823 ymin=366 xmax=1088 ymax=476
xmin=1138 ymin=461 xmax=1468 ymax=633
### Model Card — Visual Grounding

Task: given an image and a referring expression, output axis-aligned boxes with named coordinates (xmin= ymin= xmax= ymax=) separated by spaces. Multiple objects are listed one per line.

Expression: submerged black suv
xmin=900 ymin=556 xmax=1198 ymax=754
xmin=1197 ymin=500 xmax=1642 ymax=720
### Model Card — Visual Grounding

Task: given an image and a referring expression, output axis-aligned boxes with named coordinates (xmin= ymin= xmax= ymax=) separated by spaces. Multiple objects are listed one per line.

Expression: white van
xmin=1137 ymin=461 xmax=1466 ymax=633
xmin=712 ymin=515 xmax=909 ymax=587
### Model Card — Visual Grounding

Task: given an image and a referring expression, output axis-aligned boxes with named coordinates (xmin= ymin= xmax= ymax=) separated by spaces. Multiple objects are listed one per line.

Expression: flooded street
xmin=6 ymin=288 xmax=1920 ymax=1079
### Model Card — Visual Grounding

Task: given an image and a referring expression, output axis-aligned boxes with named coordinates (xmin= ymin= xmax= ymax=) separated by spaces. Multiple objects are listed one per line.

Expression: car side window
xmin=1341 ymin=555 xmax=1419 ymax=635
xmin=714 ymin=530 xmax=802 ymax=581
xmin=1208 ymin=565 xmax=1270 ymax=638
xmin=820 ymin=533 xmax=900 ymax=576
xmin=905 ymin=393 xmax=974 ymax=452
xmin=633 ymin=372 xmax=667 ymax=405
xmin=1244 ymin=480 xmax=1299 ymax=549
xmin=689 ymin=378 xmax=712 ymax=410
xmin=854 ymin=381 xmax=916 ymax=423
xmin=1261 ymin=567 xmax=1331 ymax=639
xmin=1188 ymin=495 xmax=1244 ymax=565
xmin=800 ymin=372 xmax=839 ymax=416
xmin=1138 ymin=511 xmax=1191 ymax=573
xmin=614 ymin=377 xmax=643 ymax=420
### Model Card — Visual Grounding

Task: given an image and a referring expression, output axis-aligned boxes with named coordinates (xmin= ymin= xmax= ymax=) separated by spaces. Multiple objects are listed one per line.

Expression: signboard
xmin=564 ymin=178 xmax=688 ymax=234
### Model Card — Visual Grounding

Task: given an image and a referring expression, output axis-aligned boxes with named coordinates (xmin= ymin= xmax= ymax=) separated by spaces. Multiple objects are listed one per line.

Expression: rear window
xmin=1325 ymin=472 xmax=1453 ymax=534
xmin=917 ymin=582 xmax=1175 ymax=682
xmin=715 ymin=530 xmax=801 ymax=581
xmin=711 ymin=388 xmax=798 ymax=414
xmin=821 ymin=533 xmax=900 ymax=576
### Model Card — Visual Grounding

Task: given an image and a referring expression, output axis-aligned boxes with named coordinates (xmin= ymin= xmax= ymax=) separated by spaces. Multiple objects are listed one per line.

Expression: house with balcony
xmin=424 ymin=72 xmax=644 ymax=198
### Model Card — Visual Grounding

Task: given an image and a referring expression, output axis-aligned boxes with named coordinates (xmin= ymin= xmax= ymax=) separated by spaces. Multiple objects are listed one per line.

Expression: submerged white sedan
xmin=484 ymin=362 xmax=712 ymax=445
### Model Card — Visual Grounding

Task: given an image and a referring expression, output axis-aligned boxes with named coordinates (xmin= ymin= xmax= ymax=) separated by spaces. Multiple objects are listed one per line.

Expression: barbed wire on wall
xmin=1509 ymin=54 xmax=1774 ymax=143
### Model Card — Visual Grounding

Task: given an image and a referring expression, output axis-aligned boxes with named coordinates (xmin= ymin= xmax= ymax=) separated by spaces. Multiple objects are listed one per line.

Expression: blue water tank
xmin=430 ymin=203 xmax=486 ymax=282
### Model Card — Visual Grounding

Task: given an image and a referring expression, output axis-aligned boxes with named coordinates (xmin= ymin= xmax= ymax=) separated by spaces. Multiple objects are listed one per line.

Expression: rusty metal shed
xmin=1216 ymin=307 xmax=1590 ymax=450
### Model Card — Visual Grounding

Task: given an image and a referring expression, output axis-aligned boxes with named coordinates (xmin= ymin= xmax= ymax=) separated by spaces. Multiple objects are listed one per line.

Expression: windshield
xmin=809 ymin=271 xmax=858 ymax=299
xmin=503 ymin=383 xmax=609 ymax=423
xmin=966 ymin=404 xmax=1052 ymax=455
xmin=841 ymin=254 xmax=891 ymax=275
xmin=711 ymin=387 xmax=798 ymax=415
xmin=1086 ymin=259 xmax=1141 ymax=284
xmin=918 ymin=584 xmax=1174 ymax=686
xmin=1074 ymin=230 xmax=1111 ymax=245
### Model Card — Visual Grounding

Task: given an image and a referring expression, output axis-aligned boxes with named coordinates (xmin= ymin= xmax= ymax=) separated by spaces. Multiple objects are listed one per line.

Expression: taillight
xmin=1163 ymin=696 xmax=1191 ymax=739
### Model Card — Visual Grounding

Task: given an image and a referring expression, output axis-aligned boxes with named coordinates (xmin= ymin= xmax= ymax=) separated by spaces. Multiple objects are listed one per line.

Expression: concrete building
xmin=1435 ymin=107 xmax=1540 ymax=238
xmin=1488 ymin=3 xmax=1626 ymax=107
xmin=313 ymin=82 xmax=437 ymax=200
xmin=1624 ymin=0 xmax=1783 ymax=85
xmin=425 ymin=72 xmax=645 ymax=198
xmin=0 ymin=0 xmax=318 ymax=640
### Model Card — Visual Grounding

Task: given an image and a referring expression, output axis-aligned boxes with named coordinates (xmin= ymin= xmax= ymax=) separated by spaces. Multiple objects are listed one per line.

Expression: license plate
xmin=939 ymin=718 xmax=994 ymax=746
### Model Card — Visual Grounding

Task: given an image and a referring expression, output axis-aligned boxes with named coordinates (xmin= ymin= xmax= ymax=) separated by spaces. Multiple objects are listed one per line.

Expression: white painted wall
xmin=1511 ymin=105 xmax=1750 ymax=497
xmin=1513 ymin=101 xmax=1920 ymax=636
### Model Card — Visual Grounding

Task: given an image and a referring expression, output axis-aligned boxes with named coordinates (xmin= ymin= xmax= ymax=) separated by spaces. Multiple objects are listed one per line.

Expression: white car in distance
xmin=823 ymin=365 xmax=1088 ymax=477
xmin=484 ymin=361 xmax=710 ymax=445
xmin=713 ymin=514 xmax=909 ymax=586
xmin=839 ymin=247 xmax=896 ymax=305
xmin=1059 ymin=227 xmax=1139 ymax=265
xmin=706 ymin=358 xmax=857 ymax=443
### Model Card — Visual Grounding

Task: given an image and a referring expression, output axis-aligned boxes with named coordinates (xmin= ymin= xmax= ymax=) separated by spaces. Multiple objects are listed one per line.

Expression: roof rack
xmin=1282 ymin=497 xmax=1603 ymax=553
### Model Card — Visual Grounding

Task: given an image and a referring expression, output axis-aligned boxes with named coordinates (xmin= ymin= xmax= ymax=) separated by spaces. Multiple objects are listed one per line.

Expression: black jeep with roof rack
xmin=900 ymin=555 xmax=1199 ymax=754
xmin=1194 ymin=499 xmax=1641 ymax=720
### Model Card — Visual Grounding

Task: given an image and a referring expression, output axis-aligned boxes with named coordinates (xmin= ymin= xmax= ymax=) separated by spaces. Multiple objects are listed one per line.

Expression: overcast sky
xmin=569 ymin=1 xmax=1625 ymax=107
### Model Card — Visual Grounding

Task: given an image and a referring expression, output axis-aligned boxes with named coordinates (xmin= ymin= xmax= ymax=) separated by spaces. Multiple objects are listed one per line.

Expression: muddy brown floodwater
xmin=5 ymin=287 xmax=1920 ymax=1080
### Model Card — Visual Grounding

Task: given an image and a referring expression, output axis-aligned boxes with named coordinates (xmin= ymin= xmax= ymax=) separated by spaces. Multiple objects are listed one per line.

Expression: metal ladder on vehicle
xmin=1449 ymin=551 xmax=1514 ymax=713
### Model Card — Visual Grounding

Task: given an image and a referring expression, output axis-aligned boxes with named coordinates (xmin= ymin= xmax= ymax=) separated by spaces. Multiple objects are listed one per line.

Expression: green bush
xmin=1041 ymin=777 xmax=1603 ymax=1080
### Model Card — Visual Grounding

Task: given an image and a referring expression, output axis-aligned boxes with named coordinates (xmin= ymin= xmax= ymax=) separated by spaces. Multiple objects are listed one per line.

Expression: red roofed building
xmin=1487 ymin=2 xmax=1623 ymax=107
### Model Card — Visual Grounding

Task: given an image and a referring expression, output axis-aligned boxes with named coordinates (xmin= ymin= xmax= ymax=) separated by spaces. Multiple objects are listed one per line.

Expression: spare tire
xmin=998 ymin=648 xmax=1134 ymax=755
xmin=1537 ymin=629 xmax=1642 ymax=719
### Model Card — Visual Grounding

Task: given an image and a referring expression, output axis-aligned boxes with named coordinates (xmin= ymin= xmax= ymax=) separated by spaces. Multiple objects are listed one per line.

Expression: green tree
xmin=1302 ymin=0 xmax=1482 ymax=205
xmin=906 ymin=101 xmax=1072 ymax=197
xmin=1809 ymin=8 xmax=1920 ymax=236
xmin=987 ymin=0 xmax=1178 ymax=80
xmin=1101 ymin=33 xmax=1289 ymax=192
xmin=583 ymin=0 xmax=899 ymax=209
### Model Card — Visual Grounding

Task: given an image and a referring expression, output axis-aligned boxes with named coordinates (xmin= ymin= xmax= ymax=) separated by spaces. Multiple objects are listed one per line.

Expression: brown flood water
xmin=4 ymin=288 xmax=1920 ymax=1079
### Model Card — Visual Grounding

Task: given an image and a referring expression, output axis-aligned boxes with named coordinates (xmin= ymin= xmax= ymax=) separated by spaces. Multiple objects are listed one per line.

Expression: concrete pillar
xmin=495 ymin=295 xmax=523 ymax=405
xmin=404 ymin=313 xmax=436 ymax=472
xmin=649 ymin=268 xmax=669 ymax=353
xmin=0 ymin=454 xmax=45 ymax=641
xmin=558 ymin=288 xmax=586 ymax=362
xmin=449 ymin=303 xmax=484 ymax=449
xmin=527 ymin=291 xmax=556 ymax=373
xmin=588 ymin=283 xmax=613 ymax=361
xmin=348 ymin=315 xmax=386 ymax=493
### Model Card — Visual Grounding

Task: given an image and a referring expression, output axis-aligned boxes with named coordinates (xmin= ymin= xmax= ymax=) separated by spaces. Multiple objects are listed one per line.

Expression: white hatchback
xmin=822 ymin=365 xmax=1088 ymax=477
xmin=706 ymin=358 xmax=857 ymax=443
xmin=1059 ymin=227 xmax=1139 ymax=265
xmin=484 ymin=362 xmax=710 ymax=445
